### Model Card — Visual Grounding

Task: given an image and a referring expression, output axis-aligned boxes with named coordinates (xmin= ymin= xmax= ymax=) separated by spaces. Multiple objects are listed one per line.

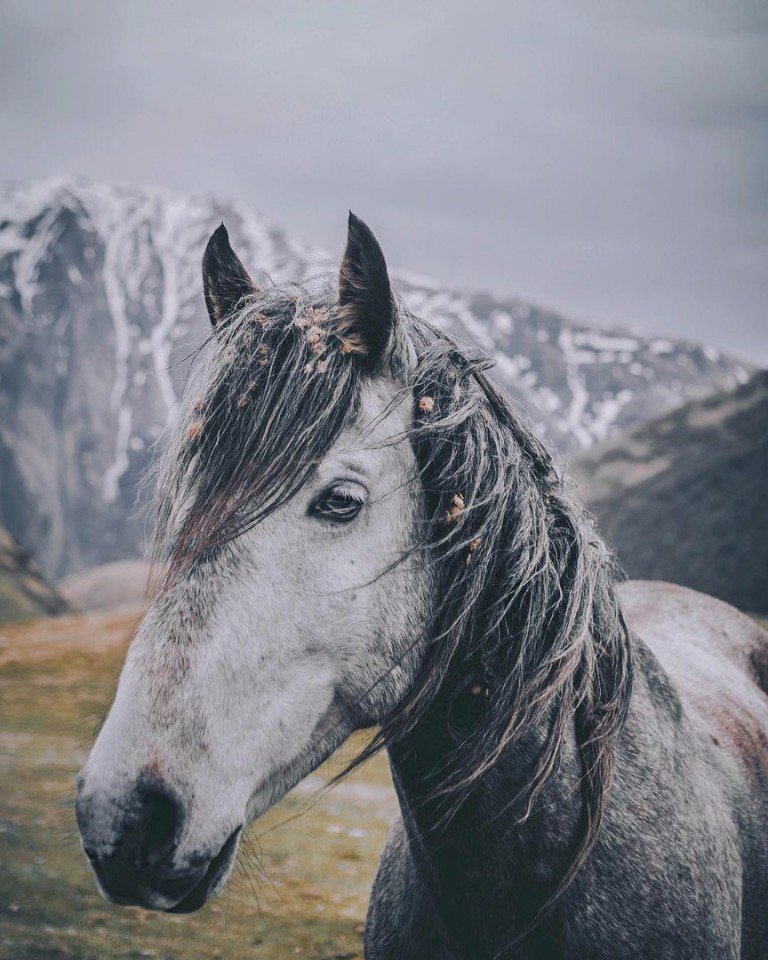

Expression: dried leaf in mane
xmin=466 ymin=536 xmax=482 ymax=566
xmin=307 ymin=325 xmax=327 ymax=355
xmin=185 ymin=420 xmax=203 ymax=441
xmin=301 ymin=305 xmax=329 ymax=327
xmin=444 ymin=493 xmax=465 ymax=525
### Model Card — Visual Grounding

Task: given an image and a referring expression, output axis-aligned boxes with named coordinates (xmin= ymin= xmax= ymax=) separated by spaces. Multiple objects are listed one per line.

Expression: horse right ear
xmin=202 ymin=224 xmax=258 ymax=327
xmin=334 ymin=212 xmax=415 ymax=379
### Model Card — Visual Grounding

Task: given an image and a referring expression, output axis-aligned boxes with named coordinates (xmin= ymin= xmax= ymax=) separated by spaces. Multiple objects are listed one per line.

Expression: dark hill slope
xmin=575 ymin=371 xmax=768 ymax=613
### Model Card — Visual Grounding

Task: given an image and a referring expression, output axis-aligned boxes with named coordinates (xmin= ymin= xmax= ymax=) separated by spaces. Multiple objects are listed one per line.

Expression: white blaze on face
xmin=80 ymin=376 xmax=429 ymax=866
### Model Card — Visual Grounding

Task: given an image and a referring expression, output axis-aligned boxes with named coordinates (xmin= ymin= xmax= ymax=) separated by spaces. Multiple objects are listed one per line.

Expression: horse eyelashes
xmin=309 ymin=484 xmax=366 ymax=524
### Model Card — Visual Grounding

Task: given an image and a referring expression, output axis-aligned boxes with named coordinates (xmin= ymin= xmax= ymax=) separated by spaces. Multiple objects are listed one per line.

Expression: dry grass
xmin=0 ymin=612 xmax=396 ymax=960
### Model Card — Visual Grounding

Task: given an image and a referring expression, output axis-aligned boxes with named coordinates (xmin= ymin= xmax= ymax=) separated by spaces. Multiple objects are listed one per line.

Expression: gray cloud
xmin=1 ymin=0 xmax=766 ymax=360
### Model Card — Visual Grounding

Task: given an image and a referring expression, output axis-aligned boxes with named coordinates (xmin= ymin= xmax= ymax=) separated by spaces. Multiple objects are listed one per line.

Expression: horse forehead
xmin=333 ymin=378 xmax=412 ymax=463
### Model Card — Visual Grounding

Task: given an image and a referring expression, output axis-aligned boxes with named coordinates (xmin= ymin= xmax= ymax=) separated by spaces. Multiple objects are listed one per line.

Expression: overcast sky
xmin=1 ymin=0 xmax=766 ymax=361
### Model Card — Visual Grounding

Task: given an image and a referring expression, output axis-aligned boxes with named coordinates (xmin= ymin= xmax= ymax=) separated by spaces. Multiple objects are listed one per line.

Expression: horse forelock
xmin=152 ymin=283 xmax=364 ymax=582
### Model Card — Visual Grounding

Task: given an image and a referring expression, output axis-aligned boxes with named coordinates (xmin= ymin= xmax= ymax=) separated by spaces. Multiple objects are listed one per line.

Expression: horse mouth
xmin=165 ymin=827 xmax=241 ymax=914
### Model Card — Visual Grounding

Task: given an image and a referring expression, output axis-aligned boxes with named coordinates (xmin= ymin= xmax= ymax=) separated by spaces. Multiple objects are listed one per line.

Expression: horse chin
xmin=165 ymin=827 xmax=241 ymax=914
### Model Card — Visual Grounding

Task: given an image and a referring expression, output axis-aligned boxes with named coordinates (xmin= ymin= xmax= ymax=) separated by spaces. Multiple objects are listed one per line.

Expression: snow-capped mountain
xmin=0 ymin=178 xmax=751 ymax=578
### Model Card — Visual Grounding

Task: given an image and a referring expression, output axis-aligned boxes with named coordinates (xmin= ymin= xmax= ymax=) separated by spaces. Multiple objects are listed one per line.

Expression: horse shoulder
xmin=365 ymin=815 xmax=456 ymax=960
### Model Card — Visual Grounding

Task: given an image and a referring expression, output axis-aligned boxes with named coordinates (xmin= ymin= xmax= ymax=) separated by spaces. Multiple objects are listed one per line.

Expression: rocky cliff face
xmin=575 ymin=371 xmax=768 ymax=613
xmin=0 ymin=526 xmax=69 ymax=622
xmin=0 ymin=178 xmax=751 ymax=578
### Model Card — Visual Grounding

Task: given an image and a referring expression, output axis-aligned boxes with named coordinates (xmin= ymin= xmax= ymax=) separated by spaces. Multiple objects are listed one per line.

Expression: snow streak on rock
xmin=0 ymin=177 xmax=752 ymax=577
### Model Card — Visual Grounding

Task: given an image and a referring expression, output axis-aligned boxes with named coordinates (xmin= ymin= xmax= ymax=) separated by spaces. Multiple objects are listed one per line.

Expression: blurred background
xmin=0 ymin=2 xmax=766 ymax=958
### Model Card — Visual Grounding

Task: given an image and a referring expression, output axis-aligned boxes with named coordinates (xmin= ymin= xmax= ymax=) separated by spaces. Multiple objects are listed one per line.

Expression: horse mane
xmin=152 ymin=281 xmax=633 ymax=898
xmin=352 ymin=315 xmax=633 ymax=903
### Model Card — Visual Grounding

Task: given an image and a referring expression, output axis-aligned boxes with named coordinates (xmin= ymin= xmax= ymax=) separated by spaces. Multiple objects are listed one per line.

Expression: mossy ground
xmin=0 ymin=611 xmax=396 ymax=960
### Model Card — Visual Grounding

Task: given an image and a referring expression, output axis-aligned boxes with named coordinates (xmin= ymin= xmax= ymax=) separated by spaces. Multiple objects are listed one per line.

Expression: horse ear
xmin=202 ymin=224 xmax=258 ymax=327
xmin=336 ymin=213 xmax=412 ymax=375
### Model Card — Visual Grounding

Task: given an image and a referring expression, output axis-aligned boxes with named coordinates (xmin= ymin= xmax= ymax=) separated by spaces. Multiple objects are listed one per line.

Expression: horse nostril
xmin=136 ymin=786 xmax=184 ymax=868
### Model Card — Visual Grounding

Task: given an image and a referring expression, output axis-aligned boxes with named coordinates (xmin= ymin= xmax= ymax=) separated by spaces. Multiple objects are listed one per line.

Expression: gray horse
xmin=76 ymin=214 xmax=768 ymax=958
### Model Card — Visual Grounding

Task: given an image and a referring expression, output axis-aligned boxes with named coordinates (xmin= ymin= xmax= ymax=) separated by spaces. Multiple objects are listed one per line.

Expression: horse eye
xmin=310 ymin=484 xmax=366 ymax=523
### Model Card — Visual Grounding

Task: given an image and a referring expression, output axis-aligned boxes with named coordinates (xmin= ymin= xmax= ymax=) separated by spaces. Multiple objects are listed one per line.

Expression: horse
xmin=76 ymin=213 xmax=768 ymax=959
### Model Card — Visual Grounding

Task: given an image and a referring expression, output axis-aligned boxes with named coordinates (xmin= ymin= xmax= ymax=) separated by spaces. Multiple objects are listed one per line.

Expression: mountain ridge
xmin=0 ymin=177 xmax=751 ymax=578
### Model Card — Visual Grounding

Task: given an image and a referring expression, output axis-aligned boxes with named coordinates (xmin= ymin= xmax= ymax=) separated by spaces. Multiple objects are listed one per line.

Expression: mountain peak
xmin=0 ymin=178 xmax=751 ymax=577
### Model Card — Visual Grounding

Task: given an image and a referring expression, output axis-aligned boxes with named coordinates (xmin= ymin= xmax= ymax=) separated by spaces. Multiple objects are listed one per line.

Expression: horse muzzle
xmin=75 ymin=774 xmax=241 ymax=912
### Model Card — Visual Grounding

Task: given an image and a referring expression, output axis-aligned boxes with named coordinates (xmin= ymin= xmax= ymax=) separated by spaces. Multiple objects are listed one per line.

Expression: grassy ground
xmin=0 ymin=611 xmax=396 ymax=960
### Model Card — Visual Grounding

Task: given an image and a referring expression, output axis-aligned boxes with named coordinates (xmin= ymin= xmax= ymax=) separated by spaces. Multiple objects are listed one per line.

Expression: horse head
xmin=75 ymin=215 xmax=432 ymax=912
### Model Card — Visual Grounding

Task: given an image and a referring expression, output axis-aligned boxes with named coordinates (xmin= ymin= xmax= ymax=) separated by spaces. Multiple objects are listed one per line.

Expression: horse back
xmin=619 ymin=580 xmax=768 ymax=782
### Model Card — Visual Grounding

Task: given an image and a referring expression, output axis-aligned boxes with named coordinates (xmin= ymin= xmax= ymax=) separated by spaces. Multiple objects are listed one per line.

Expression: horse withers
xmin=76 ymin=214 xmax=768 ymax=958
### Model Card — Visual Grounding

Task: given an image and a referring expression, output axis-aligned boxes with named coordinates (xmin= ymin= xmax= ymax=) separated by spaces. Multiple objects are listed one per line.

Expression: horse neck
xmin=386 ymin=669 xmax=586 ymax=955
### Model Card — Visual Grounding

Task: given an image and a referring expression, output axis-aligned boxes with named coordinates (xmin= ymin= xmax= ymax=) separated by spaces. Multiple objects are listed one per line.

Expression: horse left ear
xmin=202 ymin=224 xmax=258 ymax=327
xmin=335 ymin=213 xmax=413 ymax=377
